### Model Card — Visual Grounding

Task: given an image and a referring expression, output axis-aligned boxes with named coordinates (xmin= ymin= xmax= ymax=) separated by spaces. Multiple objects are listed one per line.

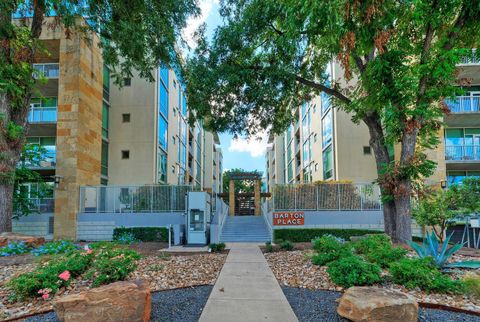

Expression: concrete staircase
xmin=220 ymin=216 xmax=271 ymax=243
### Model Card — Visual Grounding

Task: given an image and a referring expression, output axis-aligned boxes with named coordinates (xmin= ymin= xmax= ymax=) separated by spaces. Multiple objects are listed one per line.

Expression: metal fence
xmin=444 ymin=96 xmax=480 ymax=113
xmin=79 ymin=185 xmax=192 ymax=213
xmin=270 ymin=183 xmax=382 ymax=211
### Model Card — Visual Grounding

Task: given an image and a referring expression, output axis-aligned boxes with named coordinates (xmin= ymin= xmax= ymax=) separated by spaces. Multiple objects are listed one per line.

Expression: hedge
xmin=273 ymin=228 xmax=383 ymax=243
xmin=113 ymin=227 xmax=170 ymax=242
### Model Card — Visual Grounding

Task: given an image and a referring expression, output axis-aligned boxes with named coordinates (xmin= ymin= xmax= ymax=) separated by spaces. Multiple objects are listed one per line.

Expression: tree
xmin=186 ymin=0 xmax=480 ymax=242
xmin=450 ymin=178 xmax=480 ymax=216
xmin=0 ymin=0 xmax=199 ymax=232
xmin=413 ymin=188 xmax=457 ymax=242
xmin=222 ymin=168 xmax=262 ymax=194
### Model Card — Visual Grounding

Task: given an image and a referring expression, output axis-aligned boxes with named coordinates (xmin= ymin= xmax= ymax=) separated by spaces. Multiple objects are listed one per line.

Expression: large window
xmin=157 ymin=150 xmax=167 ymax=183
xmin=447 ymin=170 xmax=480 ymax=186
xmin=321 ymin=67 xmax=332 ymax=114
xmin=323 ymin=145 xmax=333 ymax=179
xmin=103 ymin=66 xmax=110 ymax=101
xmin=159 ymin=82 xmax=168 ymax=118
xmin=102 ymin=102 xmax=109 ymax=139
xmin=29 ymin=97 xmax=57 ymax=123
xmin=101 ymin=140 xmax=108 ymax=177
xmin=158 ymin=116 xmax=168 ymax=150
xmin=25 ymin=137 xmax=56 ymax=167
xmin=322 ymin=110 xmax=333 ymax=147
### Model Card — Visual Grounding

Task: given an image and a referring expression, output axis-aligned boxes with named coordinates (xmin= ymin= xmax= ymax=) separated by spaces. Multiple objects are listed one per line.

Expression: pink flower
xmin=38 ymin=289 xmax=44 ymax=294
xmin=58 ymin=270 xmax=71 ymax=281
xmin=42 ymin=293 xmax=49 ymax=300
xmin=87 ymin=249 xmax=93 ymax=254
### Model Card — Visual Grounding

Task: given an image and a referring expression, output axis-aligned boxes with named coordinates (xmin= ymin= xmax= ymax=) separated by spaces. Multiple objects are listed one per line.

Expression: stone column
xmin=54 ymin=29 xmax=103 ymax=239
xmin=229 ymin=180 xmax=235 ymax=216
xmin=254 ymin=180 xmax=261 ymax=216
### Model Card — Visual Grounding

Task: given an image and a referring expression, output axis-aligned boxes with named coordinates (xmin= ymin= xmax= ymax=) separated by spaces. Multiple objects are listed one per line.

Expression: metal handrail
xmin=444 ymin=96 xmax=480 ymax=113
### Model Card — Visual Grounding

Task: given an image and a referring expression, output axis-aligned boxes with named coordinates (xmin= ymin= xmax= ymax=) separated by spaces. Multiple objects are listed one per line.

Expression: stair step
xmin=220 ymin=215 xmax=271 ymax=242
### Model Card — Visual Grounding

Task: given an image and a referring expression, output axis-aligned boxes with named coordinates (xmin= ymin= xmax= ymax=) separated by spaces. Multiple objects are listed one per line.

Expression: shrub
xmin=353 ymin=234 xmax=406 ymax=268
xmin=280 ymin=240 xmax=294 ymax=251
xmin=327 ymin=255 xmax=382 ymax=288
xmin=265 ymin=241 xmax=273 ymax=253
xmin=311 ymin=235 xmax=352 ymax=266
xmin=463 ymin=274 xmax=480 ymax=298
xmin=389 ymin=258 xmax=463 ymax=293
xmin=112 ymin=227 xmax=169 ymax=242
xmin=88 ymin=247 xmax=141 ymax=287
xmin=0 ymin=241 xmax=31 ymax=257
xmin=31 ymin=240 xmax=78 ymax=256
xmin=209 ymin=243 xmax=226 ymax=252
xmin=273 ymin=229 xmax=382 ymax=243
xmin=113 ymin=231 xmax=138 ymax=245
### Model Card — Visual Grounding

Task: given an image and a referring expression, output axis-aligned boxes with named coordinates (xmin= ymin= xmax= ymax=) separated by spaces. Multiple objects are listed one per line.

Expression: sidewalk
xmin=199 ymin=243 xmax=298 ymax=322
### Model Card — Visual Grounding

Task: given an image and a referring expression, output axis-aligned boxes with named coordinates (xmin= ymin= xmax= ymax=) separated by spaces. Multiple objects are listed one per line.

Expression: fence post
xmin=130 ymin=188 xmax=133 ymax=213
xmin=337 ymin=184 xmax=341 ymax=210
xmin=316 ymin=185 xmax=319 ymax=211
xmin=150 ymin=186 xmax=153 ymax=213
xmin=360 ymin=185 xmax=364 ymax=211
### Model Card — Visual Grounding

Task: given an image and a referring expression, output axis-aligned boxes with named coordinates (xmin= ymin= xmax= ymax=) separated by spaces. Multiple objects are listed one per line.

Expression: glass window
xmin=103 ymin=66 xmax=110 ymax=101
xmin=322 ymin=110 xmax=332 ymax=147
xmin=157 ymin=150 xmax=167 ymax=183
xmin=321 ymin=67 xmax=332 ymax=114
xmin=158 ymin=115 xmax=168 ymax=150
xmin=101 ymin=140 xmax=108 ymax=177
xmin=160 ymin=65 xmax=169 ymax=87
xmin=323 ymin=145 xmax=333 ymax=179
xmin=102 ymin=102 xmax=109 ymax=139
xmin=445 ymin=128 xmax=464 ymax=145
xmin=182 ymin=93 xmax=187 ymax=116
xmin=159 ymin=83 xmax=168 ymax=118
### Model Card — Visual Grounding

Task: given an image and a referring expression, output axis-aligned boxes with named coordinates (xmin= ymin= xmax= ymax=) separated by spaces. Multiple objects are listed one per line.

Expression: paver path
xmin=199 ymin=243 xmax=298 ymax=322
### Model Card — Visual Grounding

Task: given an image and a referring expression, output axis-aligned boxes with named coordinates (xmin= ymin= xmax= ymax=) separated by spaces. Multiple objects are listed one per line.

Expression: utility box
xmin=186 ymin=191 xmax=210 ymax=245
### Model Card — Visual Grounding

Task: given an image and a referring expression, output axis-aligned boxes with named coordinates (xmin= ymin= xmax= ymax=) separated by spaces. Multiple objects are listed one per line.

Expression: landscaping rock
xmin=337 ymin=286 xmax=418 ymax=322
xmin=0 ymin=233 xmax=45 ymax=247
xmin=53 ymin=280 xmax=151 ymax=322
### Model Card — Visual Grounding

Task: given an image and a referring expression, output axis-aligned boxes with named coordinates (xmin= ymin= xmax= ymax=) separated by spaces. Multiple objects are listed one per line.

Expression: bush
xmin=389 ymin=258 xmax=463 ymax=294
xmin=463 ymin=274 xmax=480 ymax=298
xmin=265 ymin=242 xmax=273 ymax=253
xmin=280 ymin=240 xmax=294 ymax=251
xmin=31 ymin=240 xmax=78 ymax=256
xmin=0 ymin=241 xmax=31 ymax=257
xmin=209 ymin=243 xmax=226 ymax=252
xmin=353 ymin=234 xmax=406 ymax=268
xmin=273 ymin=229 xmax=383 ymax=243
xmin=311 ymin=235 xmax=352 ymax=266
xmin=87 ymin=247 xmax=141 ymax=287
xmin=112 ymin=227 xmax=169 ymax=242
xmin=327 ymin=255 xmax=382 ymax=288
xmin=113 ymin=231 xmax=138 ymax=245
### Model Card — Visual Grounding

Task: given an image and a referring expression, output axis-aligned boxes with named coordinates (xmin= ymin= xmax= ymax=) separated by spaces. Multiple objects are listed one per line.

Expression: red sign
xmin=273 ymin=212 xmax=305 ymax=226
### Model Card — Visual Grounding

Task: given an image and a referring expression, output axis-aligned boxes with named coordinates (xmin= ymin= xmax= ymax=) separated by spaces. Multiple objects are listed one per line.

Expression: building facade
xmin=20 ymin=18 xmax=222 ymax=238
xmin=266 ymin=53 xmax=480 ymax=189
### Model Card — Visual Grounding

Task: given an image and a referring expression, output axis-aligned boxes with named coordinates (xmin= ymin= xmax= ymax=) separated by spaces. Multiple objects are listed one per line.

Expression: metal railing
xmin=270 ymin=183 xmax=382 ymax=211
xmin=26 ymin=198 xmax=55 ymax=213
xmin=33 ymin=63 xmax=59 ymax=78
xmin=445 ymin=145 xmax=480 ymax=161
xmin=444 ymin=96 xmax=480 ymax=113
xmin=28 ymin=106 xmax=57 ymax=123
xmin=79 ymin=185 xmax=192 ymax=213
xmin=458 ymin=49 xmax=479 ymax=65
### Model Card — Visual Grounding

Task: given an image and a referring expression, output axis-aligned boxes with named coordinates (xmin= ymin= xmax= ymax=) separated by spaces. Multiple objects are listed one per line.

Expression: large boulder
xmin=0 ymin=233 xmax=45 ymax=247
xmin=53 ymin=280 xmax=151 ymax=322
xmin=337 ymin=286 xmax=418 ymax=322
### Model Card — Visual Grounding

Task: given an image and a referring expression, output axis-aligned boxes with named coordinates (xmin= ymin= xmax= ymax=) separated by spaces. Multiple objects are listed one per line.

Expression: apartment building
xmin=266 ymin=52 xmax=480 ymax=188
xmin=203 ymin=132 xmax=223 ymax=194
xmin=20 ymin=17 xmax=222 ymax=238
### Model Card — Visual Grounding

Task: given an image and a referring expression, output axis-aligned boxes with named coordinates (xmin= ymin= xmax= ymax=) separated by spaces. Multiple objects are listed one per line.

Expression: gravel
xmin=21 ymin=285 xmax=213 ymax=322
xmin=281 ymin=286 xmax=480 ymax=322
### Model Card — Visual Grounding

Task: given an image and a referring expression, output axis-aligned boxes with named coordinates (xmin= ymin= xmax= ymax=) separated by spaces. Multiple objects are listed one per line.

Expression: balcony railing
xmin=28 ymin=107 xmax=57 ymax=123
xmin=444 ymin=96 xmax=480 ymax=113
xmin=33 ymin=63 xmax=59 ymax=78
xmin=445 ymin=145 xmax=480 ymax=161
xmin=458 ymin=49 xmax=479 ymax=65
xmin=25 ymin=198 xmax=55 ymax=213
xmin=23 ymin=152 xmax=56 ymax=168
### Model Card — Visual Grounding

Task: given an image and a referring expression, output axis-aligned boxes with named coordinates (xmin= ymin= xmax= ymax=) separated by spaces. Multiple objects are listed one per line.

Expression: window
xmin=159 ymin=82 xmax=168 ymax=118
xmin=122 ymin=113 xmax=130 ymax=123
xmin=173 ymin=80 xmax=177 ymax=88
xmin=103 ymin=66 xmax=110 ymax=101
xmin=158 ymin=115 xmax=168 ymax=150
xmin=322 ymin=110 xmax=333 ymax=147
xmin=121 ymin=150 xmax=130 ymax=159
xmin=101 ymin=141 xmax=108 ymax=176
xmin=315 ymin=163 xmax=318 ymax=172
xmin=28 ymin=97 xmax=57 ymax=123
xmin=160 ymin=65 xmax=169 ymax=87
xmin=157 ymin=150 xmax=167 ymax=183
xmin=314 ymin=133 xmax=317 ymax=142
xmin=172 ymin=136 xmax=176 ymax=145
xmin=102 ymin=102 xmax=109 ymax=139
xmin=123 ymin=78 xmax=131 ymax=86
xmin=323 ymin=145 xmax=333 ymax=179
xmin=24 ymin=137 xmax=56 ymax=167
xmin=363 ymin=146 xmax=372 ymax=155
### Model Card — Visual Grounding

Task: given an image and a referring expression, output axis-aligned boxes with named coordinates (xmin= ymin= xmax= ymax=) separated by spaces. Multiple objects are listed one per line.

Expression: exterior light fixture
xmin=53 ymin=175 xmax=63 ymax=188
xmin=440 ymin=180 xmax=447 ymax=189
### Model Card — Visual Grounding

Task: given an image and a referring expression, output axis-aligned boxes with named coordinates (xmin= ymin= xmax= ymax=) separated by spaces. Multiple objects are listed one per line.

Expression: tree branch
xmin=295 ymin=75 xmax=351 ymax=104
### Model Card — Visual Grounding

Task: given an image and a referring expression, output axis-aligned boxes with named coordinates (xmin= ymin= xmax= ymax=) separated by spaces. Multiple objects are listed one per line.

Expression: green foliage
xmin=112 ymin=231 xmax=138 ymax=245
xmin=31 ymin=240 xmax=78 ymax=256
xmin=222 ymin=168 xmax=263 ymax=194
xmin=326 ymin=255 xmax=382 ymax=288
xmin=353 ymin=234 xmax=407 ymax=268
xmin=389 ymin=258 xmax=463 ymax=294
xmin=265 ymin=241 xmax=273 ymax=253
xmin=88 ymin=247 xmax=141 ymax=287
xmin=449 ymin=178 xmax=480 ymax=216
xmin=463 ymin=274 xmax=480 ymax=298
xmin=413 ymin=189 xmax=458 ymax=241
xmin=0 ymin=241 xmax=31 ymax=257
xmin=113 ymin=227 xmax=169 ymax=242
xmin=407 ymin=231 xmax=465 ymax=269
xmin=279 ymin=240 xmax=294 ymax=251
xmin=311 ymin=235 xmax=352 ymax=266
xmin=157 ymin=252 xmax=172 ymax=261
xmin=273 ymin=229 xmax=383 ymax=243
xmin=209 ymin=243 xmax=226 ymax=252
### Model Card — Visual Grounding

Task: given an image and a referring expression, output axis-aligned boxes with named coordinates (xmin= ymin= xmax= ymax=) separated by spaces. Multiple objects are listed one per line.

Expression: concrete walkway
xmin=199 ymin=243 xmax=298 ymax=322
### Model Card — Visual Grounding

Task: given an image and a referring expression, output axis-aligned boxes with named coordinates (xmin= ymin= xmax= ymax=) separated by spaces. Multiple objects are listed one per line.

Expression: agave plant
xmin=407 ymin=231 xmax=480 ymax=269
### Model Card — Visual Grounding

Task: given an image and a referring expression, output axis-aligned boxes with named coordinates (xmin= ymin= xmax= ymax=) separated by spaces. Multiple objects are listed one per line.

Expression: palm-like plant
xmin=407 ymin=232 xmax=480 ymax=269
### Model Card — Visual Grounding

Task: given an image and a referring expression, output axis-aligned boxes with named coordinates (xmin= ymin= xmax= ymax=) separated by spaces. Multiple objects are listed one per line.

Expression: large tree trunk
xmin=0 ymin=183 xmax=14 ymax=232
xmin=392 ymin=181 xmax=413 ymax=243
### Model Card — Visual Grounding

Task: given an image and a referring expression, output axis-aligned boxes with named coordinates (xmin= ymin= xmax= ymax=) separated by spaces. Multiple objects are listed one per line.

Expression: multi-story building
xmin=203 ymin=132 xmax=223 ymax=194
xmin=19 ymin=17 xmax=222 ymax=238
xmin=266 ymin=52 xmax=480 ymax=188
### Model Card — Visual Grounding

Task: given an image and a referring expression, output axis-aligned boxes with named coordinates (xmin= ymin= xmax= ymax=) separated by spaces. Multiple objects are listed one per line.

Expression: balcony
xmin=27 ymin=198 xmax=55 ymax=213
xmin=458 ymin=49 xmax=479 ymax=65
xmin=33 ymin=63 xmax=59 ymax=79
xmin=28 ymin=106 xmax=57 ymax=123
xmin=445 ymin=145 xmax=480 ymax=162
xmin=444 ymin=96 xmax=480 ymax=114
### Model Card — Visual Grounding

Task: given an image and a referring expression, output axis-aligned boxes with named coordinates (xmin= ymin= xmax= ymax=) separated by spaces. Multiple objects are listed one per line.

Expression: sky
xmin=182 ymin=0 xmax=269 ymax=174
